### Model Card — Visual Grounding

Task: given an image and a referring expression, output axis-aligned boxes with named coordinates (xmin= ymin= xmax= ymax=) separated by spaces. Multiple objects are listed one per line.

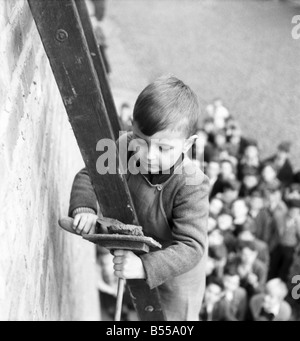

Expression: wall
xmin=0 ymin=0 xmax=100 ymax=321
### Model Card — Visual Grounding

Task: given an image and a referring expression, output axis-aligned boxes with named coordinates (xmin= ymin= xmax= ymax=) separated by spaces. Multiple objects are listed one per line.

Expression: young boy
xmin=250 ymin=278 xmax=292 ymax=321
xmin=68 ymin=76 xmax=210 ymax=321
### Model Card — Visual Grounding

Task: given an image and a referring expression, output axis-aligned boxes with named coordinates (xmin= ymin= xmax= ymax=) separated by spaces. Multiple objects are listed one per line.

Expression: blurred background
xmin=105 ymin=0 xmax=300 ymax=166
xmin=101 ymin=0 xmax=300 ymax=321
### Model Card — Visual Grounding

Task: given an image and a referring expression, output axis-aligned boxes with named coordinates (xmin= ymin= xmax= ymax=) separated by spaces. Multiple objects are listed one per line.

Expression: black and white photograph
xmin=0 ymin=0 xmax=300 ymax=323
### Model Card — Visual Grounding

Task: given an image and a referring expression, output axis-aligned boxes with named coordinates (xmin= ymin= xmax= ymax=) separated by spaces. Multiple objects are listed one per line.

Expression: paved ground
xmin=103 ymin=0 xmax=300 ymax=168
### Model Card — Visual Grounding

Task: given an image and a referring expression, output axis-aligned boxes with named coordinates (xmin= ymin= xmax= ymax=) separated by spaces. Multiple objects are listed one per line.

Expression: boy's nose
xmin=147 ymin=143 xmax=157 ymax=161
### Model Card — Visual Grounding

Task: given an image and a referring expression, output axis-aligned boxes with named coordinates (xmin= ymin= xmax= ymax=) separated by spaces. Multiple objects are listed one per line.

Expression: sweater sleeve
xmin=68 ymin=133 xmax=134 ymax=218
xmin=68 ymin=168 xmax=98 ymax=217
xmin=140 ymin=172 xmax=210 ymax=289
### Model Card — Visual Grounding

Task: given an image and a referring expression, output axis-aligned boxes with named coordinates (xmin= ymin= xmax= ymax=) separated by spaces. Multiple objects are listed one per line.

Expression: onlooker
xmin=259 ymin=163 xmax=278 ymax=192
xmin=239 ymin=169 xmax=260 ymax=198
xmin=199 ymin=280 xmax=225 ymax=321
xmin=231 ymin=199 xmax=255 ymax=236
xmin=268 ymin=199 xmax=300 ymax=281
xmin=254 ymin=180 xmax=287 ymax=253
xmin=217 ymin=179 xmax=240 ymax=210
xmin=226 ymin=122 xmax=249 ymax=159
xmin=212 ymin=98 xmax=230 ymax=130
xmin=238 ymin=144 xmax=261 ymax=181
xmin=248 ymin=191 xmax=265 ymax=219
xmin=209 ymin=197 xmax=224 ymax=219
xmin=249 ymin=279 xmax=292 ymax=321
xmin=201 ymin=98 xmax=297 ymax=322
xmin=220 ymin=264 xmax=248 ymax=321
xmin=118 ymin=102 xmax=133 ymax=131
xmin=210 ymin=160 xmax=237 ymax=198
xmin=206 ymin=161 xmax=221 ymax=195
xmin=235 ymin=241 xmax=267 ymax=298
xmin=264 ymin=141 xmax=294 ymax=187
xmin=238 ymin=230 xmax=270 ymax=269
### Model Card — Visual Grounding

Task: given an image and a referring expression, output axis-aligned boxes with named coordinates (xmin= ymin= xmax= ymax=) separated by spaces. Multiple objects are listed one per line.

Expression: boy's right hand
xmin=73 ymin=213 xmax=98 ymax=235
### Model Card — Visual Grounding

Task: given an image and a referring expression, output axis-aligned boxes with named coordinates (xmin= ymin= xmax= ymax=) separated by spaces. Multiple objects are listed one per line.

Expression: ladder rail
xmin=75 ymin=0 xmax=121 ymax=140
xmin=28 ymin=0 xmax=165 ymax=321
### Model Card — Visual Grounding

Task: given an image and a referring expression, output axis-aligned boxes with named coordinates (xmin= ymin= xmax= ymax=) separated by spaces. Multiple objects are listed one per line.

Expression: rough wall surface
xmin=0 ymin=0 xmax=100 ymax=321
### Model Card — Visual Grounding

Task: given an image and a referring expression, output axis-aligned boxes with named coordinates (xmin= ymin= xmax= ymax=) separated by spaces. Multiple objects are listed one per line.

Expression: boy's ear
xmin=183 ymin=135 xmax=198 ymax=153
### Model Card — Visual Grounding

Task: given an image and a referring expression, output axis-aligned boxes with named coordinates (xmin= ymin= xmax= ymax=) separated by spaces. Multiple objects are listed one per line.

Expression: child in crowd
xmin=199 ymin=279 xmax=225 ymax=321
xmin=264 ymin=141 xmax=294 ymax=187
xmin=235 ymin=241 xmax=267 ymax=298
xmin=250 ymin=278 xmax=292 ymax=321
xmin=201 ymin=96 xmax=298 ymax=321
xmin=268 ymin=199 xmax=300 ymax=282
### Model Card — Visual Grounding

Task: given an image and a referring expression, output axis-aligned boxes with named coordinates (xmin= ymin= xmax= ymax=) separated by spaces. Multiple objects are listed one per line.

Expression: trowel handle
xmin=114 ymin=277 xmax=125 ymax=321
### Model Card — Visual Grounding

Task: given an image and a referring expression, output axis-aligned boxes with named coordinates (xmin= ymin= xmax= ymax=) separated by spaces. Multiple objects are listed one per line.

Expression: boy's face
xmin=289 ymin=207 xmax=300 ymax=219
xmin=220 ymin=162 xmax=233 ymax=178
xmin=243 ymin=175 xmax=259 ymax=189
xmin=205 ymin=284 xmax=223 ymax=305
xmin=266 ymin=190 xmax=281 ymax=207
xmin=245 ymin=146 xmax=258 ymax=159
xmin=232 ymin=200 xmax=248 ymax=219
xmin=277 ymin=150 xmax=288 ymax=160
xmin=240 ymin=247 xmax=257 ymax=264
xmin=207 ymin=162 xmax=220 ymax=178
xmin=263 ymin=286 xmax=283 ymax=312
xmin=208 ymin=229 xmax=224 ymax=246
xmin=238 ymin=230 xmax=254 ymax=242
xmin=250 ymin=196 xmax=264 ymax=211
xmin=224 ymin=275 xmax=240 ymax=292
xmin=262 ymin=166 xmax=276 ymax=183
xmin=223 ymin=189 xmax=239 ymax=204
xmin=215 ymin=134 xmax=226 ymax=147
xmin=132 ymin=122 xmax=194 ymax=173
xmin=217 ymin=214 xmax=233 ymax=231
xmin=210 ymin=198 xmax=223 ymax=216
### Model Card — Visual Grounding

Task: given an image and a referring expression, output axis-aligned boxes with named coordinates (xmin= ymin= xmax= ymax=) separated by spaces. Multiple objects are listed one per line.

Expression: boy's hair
xmin=207 ymin=277 xmax=224 ymax=290
xmin=222 ymin=179 xmax=240 ymax=192
xmin=224 ymin=261 xmax=239 ymax=277
xmin=237 ymin=240 xmax=257 ymax=252
xmin=209 ymin=245 xmax=227 ymax=261
xmin=133 ymin=75 xmax=199 ymax=137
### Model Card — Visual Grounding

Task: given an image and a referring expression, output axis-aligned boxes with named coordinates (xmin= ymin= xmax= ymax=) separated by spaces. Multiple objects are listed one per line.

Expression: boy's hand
xmin=73 ymin=213 xmax=98 ymax=235
xmin=113 ymin=250 xmax=146 ymax=280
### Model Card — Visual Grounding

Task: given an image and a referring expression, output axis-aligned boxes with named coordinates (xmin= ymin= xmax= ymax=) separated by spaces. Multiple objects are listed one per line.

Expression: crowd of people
xmin=194 ymin=99 xmax=300 ymax=321
xmin=87 ymin=0 xmax=300 ymax=322
xmin=99 ymin=97 xmax=300 ymax=321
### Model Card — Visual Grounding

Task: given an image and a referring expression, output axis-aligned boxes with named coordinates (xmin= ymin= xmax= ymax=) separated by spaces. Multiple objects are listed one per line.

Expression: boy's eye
xmin=159 ymin=146 xmax=172 ymax=152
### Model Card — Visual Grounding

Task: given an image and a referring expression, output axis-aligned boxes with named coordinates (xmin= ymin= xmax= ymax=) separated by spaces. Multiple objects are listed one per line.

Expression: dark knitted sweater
xmin=68 ymin=134 xmax=210 ymax=289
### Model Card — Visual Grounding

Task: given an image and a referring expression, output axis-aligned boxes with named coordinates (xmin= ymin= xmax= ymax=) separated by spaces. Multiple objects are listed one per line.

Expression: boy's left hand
xmin=113 ymin=250 xmax=146 ymax=280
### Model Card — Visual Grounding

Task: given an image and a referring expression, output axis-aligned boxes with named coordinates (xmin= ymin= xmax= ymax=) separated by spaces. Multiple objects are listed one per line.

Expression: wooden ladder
xmin=28 ymin=0 xmax=165 ymax=321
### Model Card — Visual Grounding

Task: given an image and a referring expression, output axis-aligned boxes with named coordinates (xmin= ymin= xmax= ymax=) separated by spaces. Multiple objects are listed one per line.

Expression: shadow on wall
xmin=0 ymin=0 xmax=100 ymax=321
